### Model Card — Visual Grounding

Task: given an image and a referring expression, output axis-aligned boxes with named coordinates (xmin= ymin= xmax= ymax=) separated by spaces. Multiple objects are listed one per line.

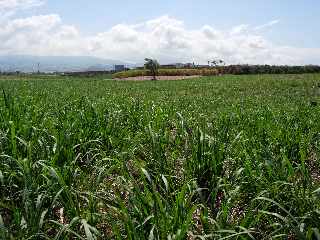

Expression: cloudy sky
xmin=1 ymin=0 xmax=320 ymax=65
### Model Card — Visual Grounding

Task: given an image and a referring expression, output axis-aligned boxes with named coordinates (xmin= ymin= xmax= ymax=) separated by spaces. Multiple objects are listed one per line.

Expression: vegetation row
xmin=112 ymin=68 xmax=219 ymax=78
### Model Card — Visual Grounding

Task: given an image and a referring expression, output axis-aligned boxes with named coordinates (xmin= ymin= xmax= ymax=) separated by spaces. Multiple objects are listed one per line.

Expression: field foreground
xmin=1 ymin=74 xmax=320 ymax=239
xmin=114 ymin=75 xmax=201 ymax=81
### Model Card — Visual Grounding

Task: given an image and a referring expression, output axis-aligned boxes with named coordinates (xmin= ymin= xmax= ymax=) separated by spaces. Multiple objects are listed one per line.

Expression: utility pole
xmin=37 ymin=62 xmax=40 ymax=74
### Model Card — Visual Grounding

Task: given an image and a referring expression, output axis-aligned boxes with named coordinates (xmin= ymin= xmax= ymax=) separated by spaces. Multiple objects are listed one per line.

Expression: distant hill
xmin=0 ymin=55 xmax=131 ymax=73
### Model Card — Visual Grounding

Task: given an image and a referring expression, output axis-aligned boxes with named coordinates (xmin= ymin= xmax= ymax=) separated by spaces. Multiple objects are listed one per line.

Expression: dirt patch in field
xmin=114 ymin=75 xmax=201 ymax=81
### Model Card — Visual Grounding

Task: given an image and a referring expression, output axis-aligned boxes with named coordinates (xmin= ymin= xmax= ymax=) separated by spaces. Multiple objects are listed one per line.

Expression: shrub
xmin=112 ymin=68 xmax=219 ymax=78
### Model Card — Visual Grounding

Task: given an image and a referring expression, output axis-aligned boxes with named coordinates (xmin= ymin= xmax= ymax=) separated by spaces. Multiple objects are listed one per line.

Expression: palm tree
xmin=144 ymin=58 xmax=160 ymax=80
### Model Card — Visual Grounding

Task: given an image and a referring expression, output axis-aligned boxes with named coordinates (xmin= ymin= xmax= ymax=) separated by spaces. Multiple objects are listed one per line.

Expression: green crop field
xmin=1 ymin=74 xmax=320 ymax=239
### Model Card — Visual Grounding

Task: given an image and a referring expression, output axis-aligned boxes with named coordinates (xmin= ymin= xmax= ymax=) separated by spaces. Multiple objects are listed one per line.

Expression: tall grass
xmin=0 ymin=74 xmax=320 ymax=239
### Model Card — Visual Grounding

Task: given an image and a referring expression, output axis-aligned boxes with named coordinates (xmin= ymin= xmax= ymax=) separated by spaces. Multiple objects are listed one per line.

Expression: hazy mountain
xmin=0 ymin=55 xmax=131 ymax=72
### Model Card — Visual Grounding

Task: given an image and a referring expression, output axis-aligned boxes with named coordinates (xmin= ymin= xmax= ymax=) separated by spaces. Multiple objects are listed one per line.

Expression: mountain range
xmin=0 ymin=55 xmax=132 ymax=72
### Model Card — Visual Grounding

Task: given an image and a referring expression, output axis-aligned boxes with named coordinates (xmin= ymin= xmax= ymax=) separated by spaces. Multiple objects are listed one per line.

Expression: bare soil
xmin=114 ymin=75 xmax=201 ymax=81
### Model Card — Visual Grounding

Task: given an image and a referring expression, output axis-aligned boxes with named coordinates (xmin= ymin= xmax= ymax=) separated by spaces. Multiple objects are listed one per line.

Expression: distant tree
xmin=218 ymin=59 xmax=225 ymax=66
xmin=208 ymin=59 xmax=226 ymax=75
xmin=211 ymin=60 xmax=217 ymax=67
xmin=144 ymin=58 xmax=160 ymax=80
xmin=210 ymin=59 xmax=225 ymax=67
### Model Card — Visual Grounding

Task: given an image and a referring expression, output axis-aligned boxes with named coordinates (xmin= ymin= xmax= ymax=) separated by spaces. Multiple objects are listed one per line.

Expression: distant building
xmin=175 ymin=63 xmax=185 ymax=68
xmin=160 ymin=63 xmax=187 ymax=69
xmin=160 ymin=64 xmax=176 ymax=69
xmin=160 ymin=63 xmax=196 ymax=69
xmin=114 ymin=65 xmax=125 ymax=72
xmin=184 ymin=63 xmax=195 ymax=68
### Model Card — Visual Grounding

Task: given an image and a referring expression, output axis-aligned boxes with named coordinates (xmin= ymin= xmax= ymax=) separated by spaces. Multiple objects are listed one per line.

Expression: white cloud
xmin=0 ymin=0 xmax=44 ymax=10
xmin=0 ymin=0 xmax=45 ymax=23
xmin=230 ymin=24 xmax=249 ymax=35
xmin=255 ymin=20 xmax=280 ymax=30
xmin=0 ymin=14 xmax=87 ymax=56
xmin=0 ymin=11 xmax=319 ymax=65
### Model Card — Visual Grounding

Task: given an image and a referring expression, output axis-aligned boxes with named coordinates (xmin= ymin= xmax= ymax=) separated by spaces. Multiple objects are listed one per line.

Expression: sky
xmin=0 ymin=0 xmax=320 ymax=65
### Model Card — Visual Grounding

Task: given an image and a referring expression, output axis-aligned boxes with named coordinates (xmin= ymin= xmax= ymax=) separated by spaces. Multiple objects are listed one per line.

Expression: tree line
xmin=218 ymin=64 xmax=320 ymax=75
xmin=143 ymin=58 xmax=320 ymax=77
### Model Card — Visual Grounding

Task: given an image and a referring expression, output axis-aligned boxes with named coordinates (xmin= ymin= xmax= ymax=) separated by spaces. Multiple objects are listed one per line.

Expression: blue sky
xmin=35 ymin=0 xmax=320 ymax=48
xmin=1 ymin=0 xmax=320 ymax=64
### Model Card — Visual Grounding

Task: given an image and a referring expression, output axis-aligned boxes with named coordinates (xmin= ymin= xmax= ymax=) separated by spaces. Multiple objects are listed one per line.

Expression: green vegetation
xmin=1 ymin=73 xmax=320 ymax=239
xmin=112 ymin=68 xmax=218 ymax=79
xmin=220 ymin=65 xmax=320 ymax=75
xmin=112 ymin=65 xmax=320 ymax=79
